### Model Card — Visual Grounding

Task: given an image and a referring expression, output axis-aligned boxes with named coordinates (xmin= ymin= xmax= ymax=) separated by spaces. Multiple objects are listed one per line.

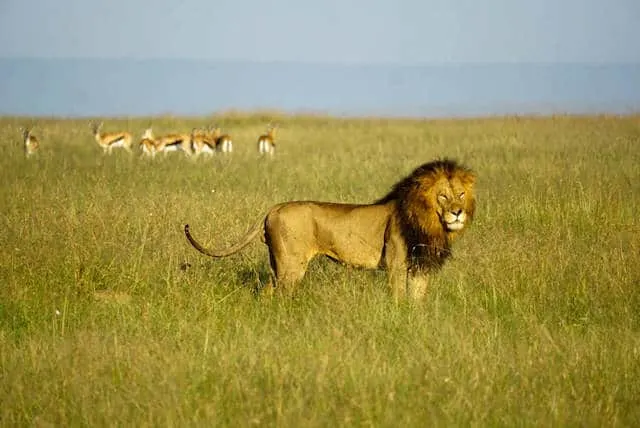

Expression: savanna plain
xmin=1 ymin=114 xmax=639 ymax=426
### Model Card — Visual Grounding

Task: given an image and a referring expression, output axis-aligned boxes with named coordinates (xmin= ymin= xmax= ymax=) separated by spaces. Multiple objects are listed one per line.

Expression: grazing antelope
xmin=139 ymin=128 xmax=159 ymax=158
xmin=190 ymin=127 xmax=216 ymax=157
xmin=257 ymin=124 xmax=278 ymax=156
xmin=155 ymin=131 xmax=193 ymax=156
xmin=21 ymin=127 xmax=40 ymax=157
xmin=91 ymin=122 xmax=133 ymax=154
xmin=213 ymin=127 xmax=233 ymax=153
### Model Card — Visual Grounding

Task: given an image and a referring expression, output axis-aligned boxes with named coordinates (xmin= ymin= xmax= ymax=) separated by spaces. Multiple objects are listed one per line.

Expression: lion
xmin=184 ymin=159 xmax=476 ymax=300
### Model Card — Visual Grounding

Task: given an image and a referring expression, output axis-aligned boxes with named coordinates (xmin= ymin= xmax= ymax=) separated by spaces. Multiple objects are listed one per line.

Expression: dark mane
xmin=375 ymin=159 xmax=465 ymax=204
xmin=375 ymin=158 xmax=474 ymax=271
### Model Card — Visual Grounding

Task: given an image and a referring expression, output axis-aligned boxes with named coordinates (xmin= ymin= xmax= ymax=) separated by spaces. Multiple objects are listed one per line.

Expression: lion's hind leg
xmin=263 ymin=207 xmax=313 ymax=295
xmin=264 ymin=231 xmax=309 ymax=295
xmin=267 ymin=250 xmax=309 ymax=296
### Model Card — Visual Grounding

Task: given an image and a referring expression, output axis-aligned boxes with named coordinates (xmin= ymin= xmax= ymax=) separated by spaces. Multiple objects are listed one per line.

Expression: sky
xmin=1 ymin=0 xmax=639 ymax=64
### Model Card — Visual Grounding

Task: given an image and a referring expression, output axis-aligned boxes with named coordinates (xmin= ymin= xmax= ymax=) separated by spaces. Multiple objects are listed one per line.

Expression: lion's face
xmin=432 ymin=176 xmax=473 ymax=231
xmin=406 ymin=167 xmax=476 ymax=237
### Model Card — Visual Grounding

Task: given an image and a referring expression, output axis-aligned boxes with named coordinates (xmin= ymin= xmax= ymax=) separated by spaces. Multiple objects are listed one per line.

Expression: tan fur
xmin=21 ymin=128 xmax=40 ymax=157
xmin=213 ymin=127 xmax=233 ymax=153
xmin=257 ymin=124 xmax=277 ymax=155
xmin=139 ymin=128 xmax=159 ymax=158
xmin=185 ymin=159 xmax=476 ymax=300
xmin=191 ymin=127 xmax=217 ymax=156
xmin=91 ymin=122 xmax=133 ymax=154
xmin=155 ymin=132 xmax=193 ymax=156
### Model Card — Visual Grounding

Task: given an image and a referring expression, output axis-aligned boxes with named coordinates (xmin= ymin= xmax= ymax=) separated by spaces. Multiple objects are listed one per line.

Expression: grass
xmin=1 ymin=113 xmax=639 ymax=426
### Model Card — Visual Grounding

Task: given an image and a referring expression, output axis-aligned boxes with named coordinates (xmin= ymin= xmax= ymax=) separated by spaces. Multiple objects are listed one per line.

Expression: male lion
xmin=184 ymin=159 xmax=476 ymax=300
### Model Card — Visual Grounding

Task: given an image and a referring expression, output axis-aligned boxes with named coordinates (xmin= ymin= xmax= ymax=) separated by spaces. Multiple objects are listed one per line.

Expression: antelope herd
xmin=17 ymin=122 xmax=279 ymax=158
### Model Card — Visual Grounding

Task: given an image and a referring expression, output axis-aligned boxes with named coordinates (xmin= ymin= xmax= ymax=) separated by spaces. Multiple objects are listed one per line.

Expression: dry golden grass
xmin=0 ymin=113 xmax=639 ymax=426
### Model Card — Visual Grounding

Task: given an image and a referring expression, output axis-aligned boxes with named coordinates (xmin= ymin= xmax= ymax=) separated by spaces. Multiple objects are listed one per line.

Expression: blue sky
xmin=1 ymin=0 xmax=639 ymax=64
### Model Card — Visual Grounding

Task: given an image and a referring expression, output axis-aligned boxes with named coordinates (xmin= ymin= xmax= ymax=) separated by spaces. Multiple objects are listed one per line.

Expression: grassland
xmin=1 ymin=113 xmax=639 ymax=426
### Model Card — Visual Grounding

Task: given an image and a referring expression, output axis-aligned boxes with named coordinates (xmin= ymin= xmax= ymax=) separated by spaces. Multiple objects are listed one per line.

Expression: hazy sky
xmin=1 ymin=0 xmax=639 ymax=64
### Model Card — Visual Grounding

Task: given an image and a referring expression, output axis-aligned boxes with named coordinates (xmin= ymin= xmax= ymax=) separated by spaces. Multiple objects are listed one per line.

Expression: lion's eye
xmin=458 ymin=192 xmax=465 ymax=199
xmin=438 ymin=194 xmax=448 ymax=203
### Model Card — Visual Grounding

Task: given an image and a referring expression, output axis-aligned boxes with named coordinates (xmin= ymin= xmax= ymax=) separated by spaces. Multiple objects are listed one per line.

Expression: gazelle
xmin=91 ymin=122 xmax=133 ymax=154
xmin=155 ymin=131 xmax=193 ymax=156
xmin=191 ymin=127 xmax=216 ymax=157
xmin=139 ymin=127 xmax=159 ymax=158
xmin=257 ymin=124 xmax=278 ymax=156
xmin=213 ymin=127 xmax=233 ymax=153
xmin=21 ymin=127 xmax=40 ymax=157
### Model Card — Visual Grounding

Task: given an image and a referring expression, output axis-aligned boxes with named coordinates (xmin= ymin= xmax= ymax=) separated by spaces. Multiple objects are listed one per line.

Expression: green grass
xmin=1 ymin=114 xmax=639 ymax=426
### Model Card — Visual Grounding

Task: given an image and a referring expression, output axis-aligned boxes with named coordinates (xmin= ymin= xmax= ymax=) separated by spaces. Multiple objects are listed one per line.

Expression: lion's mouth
xmin=443 ymin=210 xmax=466 ymax=231
xmin=445 ymin=221 xmax=464 ymax=231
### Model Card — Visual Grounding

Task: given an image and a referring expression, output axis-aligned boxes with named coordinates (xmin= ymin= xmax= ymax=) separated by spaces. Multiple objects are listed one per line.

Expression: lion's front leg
xmin=384 ymin=230 xmax=409 ymax=303
xmin=407 ymin=271 xmax=429 ymax=301
xmin=384 ymin=223 xmax=408 ymax=304
xmin=388 ymin=268 xmax=408 ymax=303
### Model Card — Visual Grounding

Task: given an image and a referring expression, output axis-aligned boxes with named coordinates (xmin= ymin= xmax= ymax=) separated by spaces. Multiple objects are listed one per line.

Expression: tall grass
xmin=1 ymin=114 xmax=639 ymax=426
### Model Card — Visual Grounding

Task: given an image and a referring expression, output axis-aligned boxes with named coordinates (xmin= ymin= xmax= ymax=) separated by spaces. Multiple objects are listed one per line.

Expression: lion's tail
xmin=184 ymin=219 xmax=263 ymax=258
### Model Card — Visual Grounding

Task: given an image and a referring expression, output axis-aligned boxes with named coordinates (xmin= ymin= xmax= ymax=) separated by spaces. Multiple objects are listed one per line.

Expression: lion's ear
xmin=462 ymin=171 xmax=477 ymax=188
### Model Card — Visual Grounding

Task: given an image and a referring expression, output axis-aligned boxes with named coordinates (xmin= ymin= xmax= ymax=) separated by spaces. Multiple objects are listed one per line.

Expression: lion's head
xmin=378 ymin=159 xmax=476 ymax=269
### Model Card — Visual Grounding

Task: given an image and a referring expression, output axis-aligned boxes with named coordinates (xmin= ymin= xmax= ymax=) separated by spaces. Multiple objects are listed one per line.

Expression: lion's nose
xmin=452 ymin=209 xmax=463 ymax=217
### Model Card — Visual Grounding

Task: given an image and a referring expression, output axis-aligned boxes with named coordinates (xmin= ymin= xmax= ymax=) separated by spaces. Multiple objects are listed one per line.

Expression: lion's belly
xmin=312 ymin=204 xmax=389 ymax=269
xmin=324 ymin=243 xmax=383 ymax=269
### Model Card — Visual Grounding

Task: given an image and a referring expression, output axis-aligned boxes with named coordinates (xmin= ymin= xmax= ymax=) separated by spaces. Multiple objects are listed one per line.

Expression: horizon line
xmin=1 ymin=57 xmax=639 ymax=67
